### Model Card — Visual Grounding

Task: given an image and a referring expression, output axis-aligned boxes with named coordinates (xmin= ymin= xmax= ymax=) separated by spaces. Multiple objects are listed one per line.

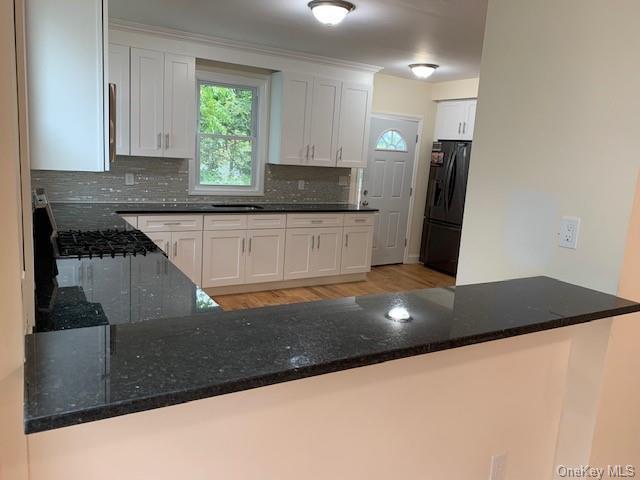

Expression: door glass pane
xmin=375 ymin=129 xmax=408 ymax=152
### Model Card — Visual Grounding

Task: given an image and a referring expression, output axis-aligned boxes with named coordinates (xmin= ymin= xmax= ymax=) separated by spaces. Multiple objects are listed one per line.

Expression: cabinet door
xmin=283 ymin=228 xmax=315 ymax=280
xmin=163 ymin=54 xmax=196 ymax=158
xmin=461 ymin=100 xmax=477 ymax=141
xmin=145 ymin=231 xmax=171 ymax=255
xmin=171 ymin=231 xmax=203 ymax=285
xmin=336 ymin=82 xmax=372 ymax=168
xmin=434 ymin=101 xmax=467 ymax=141
xmin=308 ymin=77 xmax=340 ymax=167
xmin=130 ymin=48 xmax=164 ymax=157
xmin=313 ymin=227 xmax=343 ymax=277
xmin=202 ymin=230 xmax=246 ymax=287
xmin=341 ymin=226 xmax=374 ymax=274
xmin=109 ymin=44 xmax=130 ymax=156
xmin=280 ymin=73 xmax=314 ymax=165
xmin=245 ymin=229 xmax=286 ymax=284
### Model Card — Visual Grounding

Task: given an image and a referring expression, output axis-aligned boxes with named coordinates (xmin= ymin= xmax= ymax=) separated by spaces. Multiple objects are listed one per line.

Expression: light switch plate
xmin=125 ymin=173 xmax=135 ymax=186
xmin=559 ymin=216 xmax=580 ymax=249
xmin=489 ymin=452 xmax=507 ymax=480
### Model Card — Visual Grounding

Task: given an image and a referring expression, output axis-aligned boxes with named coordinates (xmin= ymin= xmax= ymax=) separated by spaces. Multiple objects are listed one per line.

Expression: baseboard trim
xmin=204 ymin=273 xmax=368 ymax=296
xmin=405 ymin=254 xmax=421 ymax=264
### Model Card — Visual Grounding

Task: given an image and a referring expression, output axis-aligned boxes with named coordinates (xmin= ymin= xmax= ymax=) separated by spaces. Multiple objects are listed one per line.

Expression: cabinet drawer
xmin=204 ymin=214 xmax=248 ymax=231
xmin=344 ymin=214 xmax=374 ymax=227
xmin=286 ymin=213 xmax=344 ymax=228
xmin=247 ymin=214 xmax=286 ymax=229
xmin=138 ymin=215 xmax=203 ymax=232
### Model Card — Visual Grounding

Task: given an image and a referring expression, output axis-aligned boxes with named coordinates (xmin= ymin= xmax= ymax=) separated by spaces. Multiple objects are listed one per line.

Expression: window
xmin=375 ymin=129 xmax=408 ymax=152
xmin=190 ymin=71 xmax=268 ymax=196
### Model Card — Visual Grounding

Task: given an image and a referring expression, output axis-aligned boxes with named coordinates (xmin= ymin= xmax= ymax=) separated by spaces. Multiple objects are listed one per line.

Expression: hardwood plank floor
xmin=209 ymin=264 xmax=455 ymax=311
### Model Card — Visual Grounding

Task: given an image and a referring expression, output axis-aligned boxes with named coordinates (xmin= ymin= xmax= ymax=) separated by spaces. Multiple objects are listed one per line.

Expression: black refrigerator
xmin=419 ymin=141 xmax=471 ymax=276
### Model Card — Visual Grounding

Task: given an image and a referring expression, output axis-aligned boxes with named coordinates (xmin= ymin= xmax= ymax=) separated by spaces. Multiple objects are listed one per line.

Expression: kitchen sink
xmin=210 ymin=204 xmax=265 ymax=211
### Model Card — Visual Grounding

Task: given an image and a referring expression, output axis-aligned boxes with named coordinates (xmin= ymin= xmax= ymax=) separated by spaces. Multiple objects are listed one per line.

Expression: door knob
xmin=362 ymin=200 xmax=369 ymax=207
xmin=363 ymin=189 xmax=368 ymax=196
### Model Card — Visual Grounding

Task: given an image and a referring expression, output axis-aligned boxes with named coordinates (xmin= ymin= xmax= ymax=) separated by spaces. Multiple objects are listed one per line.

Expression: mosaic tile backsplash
xmin=31 ymin=156 xmax=352 ymax=204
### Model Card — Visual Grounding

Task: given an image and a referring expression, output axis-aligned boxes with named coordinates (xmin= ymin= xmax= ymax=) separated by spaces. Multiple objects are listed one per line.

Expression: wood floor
xmin=209 ymin=264 xmax=455 ymax=311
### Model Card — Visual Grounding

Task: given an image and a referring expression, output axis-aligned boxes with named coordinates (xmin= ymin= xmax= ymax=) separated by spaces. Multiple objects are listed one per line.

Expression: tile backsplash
xmin=31 ymin=156 xmax=352 ymax=204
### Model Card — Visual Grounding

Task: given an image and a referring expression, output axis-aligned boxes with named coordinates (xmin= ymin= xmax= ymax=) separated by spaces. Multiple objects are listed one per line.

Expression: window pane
xmin=199 ymin=136 xmax=253 ymax=186
xmin=375 ymin=129 xmax=408 ymax=152
xmin=199 ymin=83 xmax=254 ymax=136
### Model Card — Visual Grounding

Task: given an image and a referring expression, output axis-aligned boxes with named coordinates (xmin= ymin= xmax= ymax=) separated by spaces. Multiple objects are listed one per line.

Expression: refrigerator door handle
xmin=444 ymin=149 xmax=457 ymax=212
xmin=447 ymin=147 xmax=459 ymax=208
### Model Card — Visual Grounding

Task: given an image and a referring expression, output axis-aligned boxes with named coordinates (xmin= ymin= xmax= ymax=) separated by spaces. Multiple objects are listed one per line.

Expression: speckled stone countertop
xmin=114 ymin=202 xmax=379 ymax=214
xmin=25 ymin=270 xmax=640 ymax=433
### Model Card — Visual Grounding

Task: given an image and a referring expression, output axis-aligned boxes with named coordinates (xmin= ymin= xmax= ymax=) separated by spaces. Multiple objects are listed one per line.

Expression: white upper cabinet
xmin=308 ymin=77 xmax=341 ymax=167
xmin=163 ymin=54 xmax=196 ymax=158
xmin=270 ymin=72 xmax=372 ymax=168
xmin=131 ymin=48 xmax=195 ymax=158
xmin=26 ymin=0 xmax=108 ymax=171
xmin=335 ymin=82 xmax=372 ymax=168
xmin=434 ymin=99 xmax=477 ymax=141
xmin=131 ymin=48 xmax=165 ymax=157
xmin=108 ymin=44 xmax=130 ymax=156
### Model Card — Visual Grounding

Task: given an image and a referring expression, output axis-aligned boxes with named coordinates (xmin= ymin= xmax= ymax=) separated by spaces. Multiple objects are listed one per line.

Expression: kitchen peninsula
xmin=25 ymin=203 xmax=640 ymax=435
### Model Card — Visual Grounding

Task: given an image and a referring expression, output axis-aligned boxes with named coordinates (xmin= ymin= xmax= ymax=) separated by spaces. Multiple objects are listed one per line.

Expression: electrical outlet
xmin=559 ymin=216 xmax=580 ymax=249
xmin=125 ymin=173 xmax=135 ymax=186
xmin=298 ymin=180 xmax=306 ymax=190
xmin=489 ymin=453 xmax=507 ymax=480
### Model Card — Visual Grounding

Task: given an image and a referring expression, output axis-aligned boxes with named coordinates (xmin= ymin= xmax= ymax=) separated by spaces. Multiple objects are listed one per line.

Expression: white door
xmin=146 ymin=231 xmax=171 ymax=254
xmin=434 ymin=101 xmax=467 ymax=141
xmin=461 ymin=100 xmax=477 ymax=141
xmin=202 ymin=230 xmax=246 ymax=287
xmin=341 ymin=226 xmax=374 ymax=274
xmin=313 ymin=227 xmax=343 ymax=277
xmin=283 ymin=228 xmax=315 ymax=280
xmin=245 ymin=229 xmax=286 ymax=284
xmin=163 ymin=53 xmax=196 ymax=158
xmin=336 ymin=82 xmax=372 ymax=168
xmin=281 ymin=73 xmax=314 ymax=165
xmin=171 ymin=231 xmax=202 ymax=285
xmin=131 ymin=48 xmax=164 ymax=157
xmin=308 ymin=77 xmax=340 ymax=167
xmin=363 ymin=116 xmax=419 ymax=265
xmin=108 ymin=44 xmax=130 ymax=155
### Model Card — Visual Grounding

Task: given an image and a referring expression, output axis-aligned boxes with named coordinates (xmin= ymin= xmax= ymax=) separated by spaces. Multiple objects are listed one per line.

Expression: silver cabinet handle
xmin=345 ymin=234 xmax=349 ymax=247
xmin=163 ymin=222 xmax=181 ymax=226
xmin=248 ymin=237 xmax=252 ymax=254
xmin=355 ymin=218 xmax=366 ymax=223
xmin=338 ymin=147 xmax=343 ymax=161
xmin=311 ymin=145 xmax=315 ymax=160
xmin=458 ymin=123 xmax=462 ymax=134
xmin=165 ymin=241 xmax=170 ymax=254
xmin=173 ymin=241 xmax=177 ymax=257
xmin=305 ymin=144 xmax=310 ymax=160
xmin=462 ymin=122 xmax=467 ymax=134
xmin=311 ymin=219 xmax=322 ymax=224
xmin=311 ymin=235 xmax=314 ymax=250
xmin=157 ymin=133 xmax=162 ymax=149
xmin=317 ymin=234 xmax=320 ymax=250
xmin=242 ymin=237 xmax=245 ymax=253
xmin=165 ymin=133 xmax=170 ymax=149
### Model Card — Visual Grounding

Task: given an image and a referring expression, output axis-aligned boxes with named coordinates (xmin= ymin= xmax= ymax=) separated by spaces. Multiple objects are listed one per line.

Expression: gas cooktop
xmin=55 ymin=229 xmax=159 ymax=259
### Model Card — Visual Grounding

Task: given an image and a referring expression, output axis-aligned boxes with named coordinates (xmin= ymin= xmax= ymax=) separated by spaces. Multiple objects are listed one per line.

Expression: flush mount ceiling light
xmin=409 ymin=63 xmax=439 ymax=79
xmin=308 ymin=0 xmax=356 ymax=26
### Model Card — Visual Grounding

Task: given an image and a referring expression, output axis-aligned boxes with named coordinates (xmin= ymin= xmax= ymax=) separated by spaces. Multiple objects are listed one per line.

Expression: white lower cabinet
xmin=341 ymin=226 xmax=374 ymax=274
xmin=202 ymin=230 xmax=247 ymax=288
xmin=245 ymin=229 xmax=286 ymax=284
xmin=145 ymin=231 xmax=202 ymax=285
xmin=283 ymin=227 xmax=342 ymax=280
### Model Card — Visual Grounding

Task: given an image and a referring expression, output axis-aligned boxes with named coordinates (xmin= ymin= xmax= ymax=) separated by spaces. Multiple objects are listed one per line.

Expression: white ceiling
xmin=110 ymin=0 xmax=487 ymax=81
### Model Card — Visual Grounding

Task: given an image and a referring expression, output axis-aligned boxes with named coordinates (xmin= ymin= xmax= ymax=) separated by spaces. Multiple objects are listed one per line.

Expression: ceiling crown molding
xmin=109 ymin=18 xmax=384 ymax=73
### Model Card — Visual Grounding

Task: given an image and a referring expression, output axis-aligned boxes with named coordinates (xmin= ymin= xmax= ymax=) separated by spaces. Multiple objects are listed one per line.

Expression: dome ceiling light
xmin=308 ymin=0 xmax=356 ymax=26
xmin=409 ymin=63 xmax=439 ymax=79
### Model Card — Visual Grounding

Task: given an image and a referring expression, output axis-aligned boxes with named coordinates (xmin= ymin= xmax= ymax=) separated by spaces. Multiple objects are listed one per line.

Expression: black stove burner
xmin=56 ymin=229 xmax=159 ymax=259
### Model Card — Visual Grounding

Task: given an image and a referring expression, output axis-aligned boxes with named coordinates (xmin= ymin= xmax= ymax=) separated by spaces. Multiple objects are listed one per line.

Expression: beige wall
xmin=0 ymin=0 xmax=29 ymax=478
xmin=28 ymin=324 xmax=613 ymax=479
xmin=371 ymin=73 xmax=436 ymax=260
xmin=431 ymin=78 xmax=479 ymax=101
xmin=457 ymin=0 xmax=640 ymax=294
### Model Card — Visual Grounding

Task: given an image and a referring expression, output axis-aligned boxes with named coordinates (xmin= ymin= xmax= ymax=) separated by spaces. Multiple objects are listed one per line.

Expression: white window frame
xmin=189 ymin=70 xmax=269 ymax=196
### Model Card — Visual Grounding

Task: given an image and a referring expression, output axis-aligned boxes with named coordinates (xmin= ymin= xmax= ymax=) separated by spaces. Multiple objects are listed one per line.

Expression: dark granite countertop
xmin=114 ymin=202 xmax=378 ymax=214
xmin=25 ymin=275 xmax=640 ymax=434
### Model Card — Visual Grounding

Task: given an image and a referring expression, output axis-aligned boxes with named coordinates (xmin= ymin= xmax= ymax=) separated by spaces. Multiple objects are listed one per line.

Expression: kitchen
xmin=4 ymin=0 xmax=640 ymax=478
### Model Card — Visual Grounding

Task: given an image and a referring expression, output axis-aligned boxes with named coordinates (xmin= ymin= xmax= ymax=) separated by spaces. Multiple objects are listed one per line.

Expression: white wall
xmin=0 ymin=0 xmax=29 ymax=477
xmin=457 ymin=0 xmax=640 ymax=294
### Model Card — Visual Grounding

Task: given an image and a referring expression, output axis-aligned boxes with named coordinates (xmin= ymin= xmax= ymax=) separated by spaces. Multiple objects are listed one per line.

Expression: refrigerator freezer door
xmin=444 ymin=142 xmax=471 ymax=226
xmin=421 ymin=221 xmax=461 ymax=276
xmin=426 ymin=142 xmax=457 ymax=223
